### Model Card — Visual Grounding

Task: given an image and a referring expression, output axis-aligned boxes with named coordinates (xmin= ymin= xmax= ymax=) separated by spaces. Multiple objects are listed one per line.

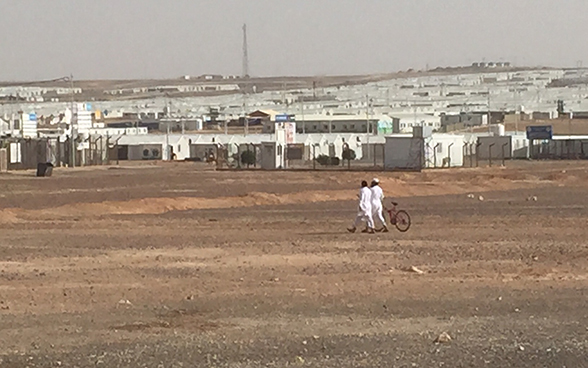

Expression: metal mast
xmin=242 ymin=24 xmax=249 ymax=78
xmin=242 ymin=24 xmax=250 ymax=135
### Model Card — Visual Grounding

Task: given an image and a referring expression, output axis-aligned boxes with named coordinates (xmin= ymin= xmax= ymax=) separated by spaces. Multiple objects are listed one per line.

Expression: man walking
xmin=348 ymin=180 xmax=375 ymax=234
xmin=371 ymin=178 xmax=388 ymax=232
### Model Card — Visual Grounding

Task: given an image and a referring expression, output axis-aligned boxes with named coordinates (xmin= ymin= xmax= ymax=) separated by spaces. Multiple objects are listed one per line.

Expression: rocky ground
xmin=0 ymin=161 xmax=586 ymax=367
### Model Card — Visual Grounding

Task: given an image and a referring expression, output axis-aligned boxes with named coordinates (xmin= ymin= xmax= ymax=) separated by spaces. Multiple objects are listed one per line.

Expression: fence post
xmin=342 ymin=143 xmax=350 ymax=170
xmin=433 ymin=143 xmax=439 ymax=168
xmin=105 ymin=136 xmax=110 ymax=165
xmin=489 ymin=143 xmax=495 ymax=167
xmin=447 ymin=143 xmax=454 ymax=168
xmin=470 ymin=143 xmax=474 ymax=167
xmin=115 ymin=138 xmax=119 ymax=166
xmin=71 ymin=136 xmax=76 ymax=168
xmin=99 ymin=136 xmax=103 ymax=165
xmin=382 ymin=144 xmax=386 ymax=170
xmin=56 ymin=137 xmax=61 ymax=167
xmin=96 ymin=136 xmax=100 ymax=165
xmin=501 ymin=142 xmax=508 ymax=167
xmin=348 ymin=150 xmax=351 ymax=170
xmin=313 ymin=145 xmax=316 ymax=170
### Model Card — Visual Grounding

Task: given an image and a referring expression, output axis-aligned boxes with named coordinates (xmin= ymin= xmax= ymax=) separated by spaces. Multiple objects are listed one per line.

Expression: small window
xmin=351 ymin=124 xmax=355 ymax=129
xmin=177 ymin=145 xmax=181 ymax=152
xmin=343 ymin=125 xmax=347 ymax=130
xmin=436 ymin=143 xmax=443 ymax=153
xmin=313 ymin=125 xmax=317 ymax=130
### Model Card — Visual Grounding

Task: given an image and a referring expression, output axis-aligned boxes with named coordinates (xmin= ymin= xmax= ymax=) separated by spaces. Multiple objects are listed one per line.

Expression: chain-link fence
xmin=212 ymin=142 xmax=387 ymax=171
xmin=0 ymin=136 xmax=113 ymax=171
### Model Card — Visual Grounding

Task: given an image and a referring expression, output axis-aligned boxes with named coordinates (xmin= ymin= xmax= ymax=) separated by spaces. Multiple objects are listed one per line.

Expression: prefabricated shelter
xmin=128 ymin=144 xmax=163 ymax=160
xmin=384 ymin=131 xmax=465 ymax=170
xmin=394 ymin=113 xmax=442 ymax=133
xmin=511 ymin=134 xmax=530 ymax=159
xmin=532 ymin=135 xmax=588 ymax=159
xmin=441 ymin=112 xmax=487 ymax=128
xmin=115 ymin=134 xmax=191 ymax=161
xmin=384 ymin=134 xmax=424 ymax=170
xmin=476 ymin=133 xmax=530 ymax=160
xmin=260 ymin=141 xmax=285 ymax=169
xmin=477 ymin=136 xmax=512 ymax=160
xmin=424 ymin=134 xmax=466 ymax=168
xmin=260 ymin=122 xmax=289 ymax=169
xmin=262 ymin=113 xmax=395 ymax=135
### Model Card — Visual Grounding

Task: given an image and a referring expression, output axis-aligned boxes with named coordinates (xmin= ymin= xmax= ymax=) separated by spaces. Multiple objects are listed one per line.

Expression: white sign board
xmin=285 ymin=122 xmax=296 ymax=144
xmin=10 ymin=142 xmax=21 ymax=163
xmin=21 ymin=113 xmax=38 ymax=138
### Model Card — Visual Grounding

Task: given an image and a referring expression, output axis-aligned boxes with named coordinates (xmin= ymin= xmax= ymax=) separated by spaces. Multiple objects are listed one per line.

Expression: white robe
xmin=370 ymin=185 xmax=387 ymax=228
xmin=353 ymin=187 xmax=374 ymax=229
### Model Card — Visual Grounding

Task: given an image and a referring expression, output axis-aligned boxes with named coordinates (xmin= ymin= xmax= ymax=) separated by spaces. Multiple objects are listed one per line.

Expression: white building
xmin=384 ymin=131 xmax=465 ymax=170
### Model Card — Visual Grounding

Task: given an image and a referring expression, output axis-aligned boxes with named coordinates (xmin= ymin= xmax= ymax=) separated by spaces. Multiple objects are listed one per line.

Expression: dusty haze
xmin=1 ymin=0 xmax=586 ymax=81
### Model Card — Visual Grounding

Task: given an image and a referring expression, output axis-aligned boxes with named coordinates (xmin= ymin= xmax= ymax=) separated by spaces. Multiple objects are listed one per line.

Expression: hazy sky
xmin=1 ymin=0 xmax=587 ymax=81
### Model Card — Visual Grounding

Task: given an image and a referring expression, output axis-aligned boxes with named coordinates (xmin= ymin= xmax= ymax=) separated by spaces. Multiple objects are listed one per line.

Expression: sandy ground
xmin=0 ymin=161 xmax=587 ymax=367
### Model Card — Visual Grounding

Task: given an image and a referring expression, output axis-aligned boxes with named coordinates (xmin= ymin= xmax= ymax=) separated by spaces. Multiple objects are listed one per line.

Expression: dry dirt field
xmin=0 ymin=161 xmax=587 ymax=367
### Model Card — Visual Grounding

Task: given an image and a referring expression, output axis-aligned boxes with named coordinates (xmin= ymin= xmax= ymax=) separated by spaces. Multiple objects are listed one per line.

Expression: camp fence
xmin=0 ymin=136 xmax=113 ymax=171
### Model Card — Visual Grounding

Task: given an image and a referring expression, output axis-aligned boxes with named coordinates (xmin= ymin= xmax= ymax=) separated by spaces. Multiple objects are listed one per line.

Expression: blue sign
xmin=29 ymin=113 xmax=37 ymax=121
xmin=275 ymin=114 xmax=295 ymax=122
xmin=526 ymin=125 xmax=552 ymax=140
xmin=275 ymin=114 xmax=289 ymax=122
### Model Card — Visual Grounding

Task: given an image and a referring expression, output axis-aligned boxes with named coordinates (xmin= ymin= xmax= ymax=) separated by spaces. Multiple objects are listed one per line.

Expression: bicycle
xmin=385 ymin=202 xmax=411 ymax=232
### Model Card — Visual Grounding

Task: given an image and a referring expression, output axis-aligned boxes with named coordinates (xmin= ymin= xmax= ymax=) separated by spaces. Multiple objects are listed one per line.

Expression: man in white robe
xmin=370 ymin=178 xmax=388 ymax=232
xmin=348 ymin=180 xmax=374 ymax=233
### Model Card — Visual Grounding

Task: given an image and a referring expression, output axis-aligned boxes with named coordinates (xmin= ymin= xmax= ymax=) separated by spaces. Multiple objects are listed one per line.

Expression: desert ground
xmin=0 ymin=161 xmax=587 ymax=367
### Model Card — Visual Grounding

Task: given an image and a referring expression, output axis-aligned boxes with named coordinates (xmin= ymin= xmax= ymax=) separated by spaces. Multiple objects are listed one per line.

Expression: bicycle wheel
xmin=394 ymin=210 xmax=411 ymax=232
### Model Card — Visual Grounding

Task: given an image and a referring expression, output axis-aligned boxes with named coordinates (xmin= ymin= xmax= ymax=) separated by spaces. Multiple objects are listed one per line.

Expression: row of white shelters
xmin=110 ymin=131 xmax=381 ymax=163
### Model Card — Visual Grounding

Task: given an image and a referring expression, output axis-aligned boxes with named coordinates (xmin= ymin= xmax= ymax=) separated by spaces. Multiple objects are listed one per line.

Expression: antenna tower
xmin=242 ymin=24 xmax=249 ymax=78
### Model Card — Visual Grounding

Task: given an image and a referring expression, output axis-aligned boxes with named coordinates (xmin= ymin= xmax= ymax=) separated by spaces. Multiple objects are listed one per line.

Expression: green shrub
xmin=316 ymin=154 xmax=340 ymax=166
xmin=240 ymin=150 xmax=256 ymax=165
xmin=342 ymin=149 xmax=356 ymax=161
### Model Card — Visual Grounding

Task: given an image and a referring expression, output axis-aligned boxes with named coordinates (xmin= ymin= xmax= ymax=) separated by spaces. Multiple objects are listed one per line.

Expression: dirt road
xmin=0 ymin=162 xmax=587 ymax=367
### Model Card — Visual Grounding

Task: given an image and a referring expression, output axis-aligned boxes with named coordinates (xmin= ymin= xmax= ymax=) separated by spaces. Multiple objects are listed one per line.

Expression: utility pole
xmin=242 ymin=24 xmax=249 ymax=78
xmin=69 ymin=74 xmax=76 ymax=168
xmin=166 ymin=121 xmax=170 ymax=160
xmin=300 ymin=95 xmax=305 ymax=134
xmin=366 ymin=94 xmax=371 ymax=160
xmin=243 ymin=91 xmax=249 ymax=136
xmin=487 ymin=88 xmax=492 ymax=131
